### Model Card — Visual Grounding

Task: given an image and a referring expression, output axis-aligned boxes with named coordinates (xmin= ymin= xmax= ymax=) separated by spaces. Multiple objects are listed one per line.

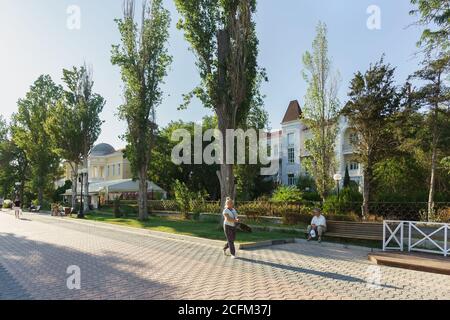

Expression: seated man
xmin=307 ymin=208 xmax=327 ymax=243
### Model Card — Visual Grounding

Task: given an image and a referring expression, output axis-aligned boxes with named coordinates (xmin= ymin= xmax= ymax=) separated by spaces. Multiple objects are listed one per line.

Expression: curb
xmin=294 ymin=238 xmax=379 ymax=252
xmin=238 ymin=238 xmax=296 ymax=250
xmin=368 ymin=252 xmax=450 ymax=275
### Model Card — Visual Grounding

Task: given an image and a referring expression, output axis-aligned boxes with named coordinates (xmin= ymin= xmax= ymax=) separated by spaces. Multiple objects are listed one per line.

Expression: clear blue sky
xmin=0 ymin=0 xmax=423 ymax=148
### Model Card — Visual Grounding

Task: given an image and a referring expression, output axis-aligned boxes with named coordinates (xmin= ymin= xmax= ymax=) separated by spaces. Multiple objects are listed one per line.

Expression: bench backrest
xmin=327 ymin=221 xmax=383 ymax=239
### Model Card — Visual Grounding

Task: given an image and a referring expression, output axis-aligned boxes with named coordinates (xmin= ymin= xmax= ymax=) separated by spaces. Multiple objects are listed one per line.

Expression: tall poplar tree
xmin=112 ymin=0 xmax=172 ymax=220
xmin=175 ymin=0 xmax=261 ymax=205
xmin=301 ymin=22 xmax=341 ymax=200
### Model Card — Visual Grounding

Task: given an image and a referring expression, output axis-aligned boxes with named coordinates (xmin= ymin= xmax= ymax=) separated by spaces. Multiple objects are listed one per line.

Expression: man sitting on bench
xmin=307 ymin=208 xmax=327 ymax=243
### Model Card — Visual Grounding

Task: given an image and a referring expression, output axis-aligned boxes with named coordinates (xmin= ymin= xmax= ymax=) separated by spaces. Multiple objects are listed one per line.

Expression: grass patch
xmin=82 ymin=211 xmax=303 ymax=243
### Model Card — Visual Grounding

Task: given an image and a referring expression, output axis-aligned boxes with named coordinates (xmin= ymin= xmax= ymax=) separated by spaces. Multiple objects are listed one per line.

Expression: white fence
xmin=383 ymin=220 xmax=449 ymax=257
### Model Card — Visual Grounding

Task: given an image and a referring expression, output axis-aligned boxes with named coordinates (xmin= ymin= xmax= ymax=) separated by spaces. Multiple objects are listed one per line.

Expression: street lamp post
xmin=333 ymin=173 xmax=342 ymax=215
xmin=333 ymin=173 xmax=342 ymax=200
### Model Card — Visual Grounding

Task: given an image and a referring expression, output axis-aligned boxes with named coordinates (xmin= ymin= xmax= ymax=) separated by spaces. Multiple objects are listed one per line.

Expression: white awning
xmin=63 ymin=179 xmax=166 ymax=196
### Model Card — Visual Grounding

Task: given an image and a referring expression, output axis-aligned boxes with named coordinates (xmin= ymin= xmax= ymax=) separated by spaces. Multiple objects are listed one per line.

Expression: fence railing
xmin=134 ymin=200 xmax=450 ymax=222
xmin=383 ymin=220 xmax=449 ymax=256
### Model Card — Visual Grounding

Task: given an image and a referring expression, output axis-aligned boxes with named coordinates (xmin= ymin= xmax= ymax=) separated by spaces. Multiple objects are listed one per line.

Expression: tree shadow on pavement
xmin=236 ymin=256 xmax=401 ymax=290
xmin=0 ymin=232 xmax=177 ymax=300
xmin=248 ymin=241 xmax=379 ymax=264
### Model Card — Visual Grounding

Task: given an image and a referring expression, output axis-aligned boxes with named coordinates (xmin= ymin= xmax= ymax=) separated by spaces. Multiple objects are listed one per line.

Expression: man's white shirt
xmin=311 ymin=215 xmax=326 ymax=227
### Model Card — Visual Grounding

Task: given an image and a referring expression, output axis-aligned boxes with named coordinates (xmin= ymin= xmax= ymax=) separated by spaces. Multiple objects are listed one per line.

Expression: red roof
xmin=281 ymin=100 xmax=302 ymax=124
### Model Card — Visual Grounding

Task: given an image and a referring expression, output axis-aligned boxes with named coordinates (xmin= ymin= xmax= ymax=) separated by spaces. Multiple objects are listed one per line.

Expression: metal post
xmin=444 ymin=224 xmax=448 ymax=257
xmin=400 ymin=221 xmax=404 ymax=252
xmin=337 ymin=182 xmax=340 ymax=201
xmin=408 ymin=222 xmax=412 ymax=253
xmin=382 ymin=221 xmax=386 ymax=251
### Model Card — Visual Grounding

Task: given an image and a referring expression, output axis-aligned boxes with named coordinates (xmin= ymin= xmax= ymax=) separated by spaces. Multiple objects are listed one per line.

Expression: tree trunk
xmin=138 ymin=165 xmax=148 ymax=220
xmin=83 ymin=158 xmax=89 ymax=212
xmin=71 ymin=163 xmax=78 ymax=209
xmin=362 ymin=165 xmax=371 ymax=220
xmin=38 ymin=187 xmax=44 ymax=207
xmin=217 ymin=114 xmax=236 ymax=208
xmin=427 ymin=135 xmax=438 ymax=221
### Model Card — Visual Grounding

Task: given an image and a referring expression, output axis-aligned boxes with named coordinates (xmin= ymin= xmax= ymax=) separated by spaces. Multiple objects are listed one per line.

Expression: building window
xmin=267 ymin=142 xmax=272 ymax=157
xmin=349 ymin=162 xmax=359 ymax=171
xmin=107 ymin=165 xmax=110 ymax=177
xmin=287 ymin=133 xmax=294 ymax=146
xmin=288 ymin=174 xmax=295 ymax=186
xmin=288 ymin=147 xmax=295 ymax=164
xmin=349 ymin=132 xmax=358 ymax=144
xmin=112 ymin=164 xmax=116 ymax=176
xmin=118 ymin=164 xmax=121 ymax=176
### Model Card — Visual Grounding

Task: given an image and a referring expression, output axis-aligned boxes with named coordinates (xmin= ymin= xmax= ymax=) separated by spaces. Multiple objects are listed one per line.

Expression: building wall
xmin=265 ymin=115 xmax=363 ymax=189
xmin=61 ymin=150 xmax=131 ymax=183
xmin=280 ymin=121 xmax=302 ymax=185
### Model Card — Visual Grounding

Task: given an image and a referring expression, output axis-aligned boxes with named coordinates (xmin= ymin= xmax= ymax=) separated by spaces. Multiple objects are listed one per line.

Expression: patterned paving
xmin=0 ymin=210 xmax=448 ymax=300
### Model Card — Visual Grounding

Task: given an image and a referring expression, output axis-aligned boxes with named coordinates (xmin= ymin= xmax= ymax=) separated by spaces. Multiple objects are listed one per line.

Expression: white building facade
xmin=264 ymin=100 xmax=363 ymax=188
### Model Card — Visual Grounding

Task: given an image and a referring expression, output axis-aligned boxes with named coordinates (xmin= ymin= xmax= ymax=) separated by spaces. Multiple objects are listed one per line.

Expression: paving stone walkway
xmin=0 ymin=210 xmax=448 ymax=300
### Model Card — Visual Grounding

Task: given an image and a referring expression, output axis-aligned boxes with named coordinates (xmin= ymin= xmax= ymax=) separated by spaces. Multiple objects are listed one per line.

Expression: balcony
xmin=342 ymin=144 xmax=354 ymax=155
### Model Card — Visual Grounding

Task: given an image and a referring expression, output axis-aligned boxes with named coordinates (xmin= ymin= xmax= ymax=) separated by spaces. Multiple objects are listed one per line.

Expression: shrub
xmin=237 ymin=201 xmax=272 ymax=222
xmin=271 ymin=185 xmax=303 ymax=203
xmin=323 ymin=187 xmax=363 ymax=216
xmin=421 ymin=206 xmax=450 ymax=223
xmin=173 ymin=180 xmax=192 ymax=219
xmin=302 ymin=191 xmax=322 ymax=202
xmin=277 ymin=204 xmax=310 ymax=225
xmin=189 ymin=191 xmax=208 ymax=220
xmin=3 ymin=199 xmax=12 ymax=209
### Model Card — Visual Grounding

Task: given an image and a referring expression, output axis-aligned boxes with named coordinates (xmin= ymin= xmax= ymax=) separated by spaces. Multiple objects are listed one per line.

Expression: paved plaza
xmin=0 ymin=210 xmax=448 ymax=300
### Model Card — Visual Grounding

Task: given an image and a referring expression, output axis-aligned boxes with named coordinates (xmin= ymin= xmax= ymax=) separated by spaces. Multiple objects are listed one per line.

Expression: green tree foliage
xmin=12 ymin=75 xmax=63 ymax=206
xmin=410 ymin=0 xmax=450 ymax=55
xmin=0 ymin=118 xmax=28 ymax=200
xmin=112 ymin=0 xmax=172 ymax=220
xmin=149 ymin=117 xmax=221 ymax=199
xmin=342 ymin=57 xmax=400 ymax=217
xmin=373 ymin=156 xmax=428 ymax=201
xmin=65 ymin=66 xmax=105 ymax=212
xmin=175 ymin=0 xmax=261 ymax=205
xmin=235 ymin=74 xmax=273 ymax=201
xmin=301 ymin=22 xmax=341 ymax=200
xmin=51 ymin=180 xmax=72 ymax=203
xmin=45 ymin=65 xmax=105 ymax=209
xmin=409 ymin=55 xmax=450 ymax=216
xmin=343 ymin=165 xmax=351 ymax=188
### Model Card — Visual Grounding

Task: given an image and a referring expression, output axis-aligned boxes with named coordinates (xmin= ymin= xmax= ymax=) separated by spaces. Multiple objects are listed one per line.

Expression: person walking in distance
xmin=14 ymin=197 xmax=21 ymax=219
xmin=223 ymin=197 xmax=239 ymax=259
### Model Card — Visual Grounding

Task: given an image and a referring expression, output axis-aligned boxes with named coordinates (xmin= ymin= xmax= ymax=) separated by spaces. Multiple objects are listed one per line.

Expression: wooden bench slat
xmin=304 ymin=220 xmax=383 ymax=241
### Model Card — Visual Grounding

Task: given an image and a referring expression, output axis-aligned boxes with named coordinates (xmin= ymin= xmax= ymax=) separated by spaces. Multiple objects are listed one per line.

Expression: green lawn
xmin=81 ymin=210 xmax=304 ymax=243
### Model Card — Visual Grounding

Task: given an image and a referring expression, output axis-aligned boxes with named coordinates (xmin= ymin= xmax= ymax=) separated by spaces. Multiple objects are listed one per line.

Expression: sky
xmin=0 ymin=0 xmax=424 ymax=149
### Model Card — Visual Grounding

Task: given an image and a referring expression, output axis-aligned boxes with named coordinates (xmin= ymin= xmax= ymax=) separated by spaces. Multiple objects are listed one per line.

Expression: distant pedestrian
xmin=222 ymin=197 xmax=239 ymax=259
xmin=14 ymin=197 xmax=21 ymax=219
